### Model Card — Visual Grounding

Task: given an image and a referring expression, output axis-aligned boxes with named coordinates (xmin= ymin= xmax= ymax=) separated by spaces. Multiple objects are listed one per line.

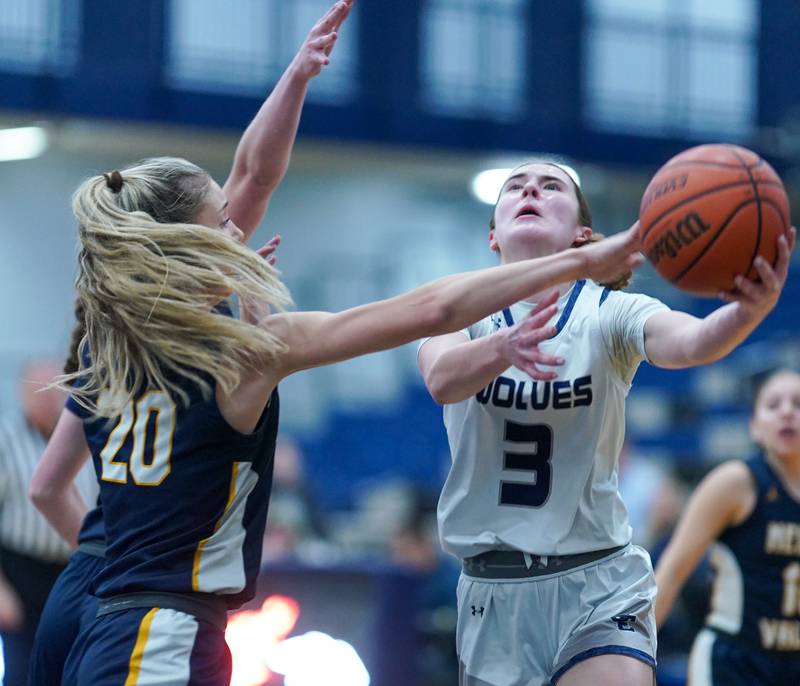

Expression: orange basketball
xmin=638 ymin=144 xmax=790 ymax=297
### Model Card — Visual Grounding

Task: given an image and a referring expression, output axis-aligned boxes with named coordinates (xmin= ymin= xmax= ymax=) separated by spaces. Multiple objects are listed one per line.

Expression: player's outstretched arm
xmin=644 ymin=228 xmax=795 ymax=369
xmin=654 ymin=461 xmax=754 ymax=629
xmin=223 ymin=0 xmax=353 ymax=239
xmin=29 ymin=408 xmax=91 ymax=548
xmin=266 ymin=225 xmax=643 ymax=376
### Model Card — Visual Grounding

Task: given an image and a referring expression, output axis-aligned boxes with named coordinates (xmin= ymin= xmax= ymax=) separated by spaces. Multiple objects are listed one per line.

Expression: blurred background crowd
xmin=1 ymin=1 xmax=799 ymax=684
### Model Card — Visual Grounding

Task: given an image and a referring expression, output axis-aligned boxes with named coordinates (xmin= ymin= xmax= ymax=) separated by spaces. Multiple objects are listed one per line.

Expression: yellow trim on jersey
xmin=192 ymin=462 xmax=240 ymax=591
xmin=124 ymin=608 xmax=159 ymax=686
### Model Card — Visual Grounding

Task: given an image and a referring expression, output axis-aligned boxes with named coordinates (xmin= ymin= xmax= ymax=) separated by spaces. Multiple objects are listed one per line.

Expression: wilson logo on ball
xmin=646 ymin=212 xmax=711 ymax=266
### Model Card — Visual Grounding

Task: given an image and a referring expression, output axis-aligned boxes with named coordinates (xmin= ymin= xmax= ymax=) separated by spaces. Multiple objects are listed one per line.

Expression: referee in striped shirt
xmin=0 ymin=360 xmax=96 ymax=686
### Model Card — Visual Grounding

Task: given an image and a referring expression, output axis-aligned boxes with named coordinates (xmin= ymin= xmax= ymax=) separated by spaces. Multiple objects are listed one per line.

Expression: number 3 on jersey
xmin=500 ymin=421 xmax=553 ymax=508
xmin=100 ymin=392 xmax=175 ymax=486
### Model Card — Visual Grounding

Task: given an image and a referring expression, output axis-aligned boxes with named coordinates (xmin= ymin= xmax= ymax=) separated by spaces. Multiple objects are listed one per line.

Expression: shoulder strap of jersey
xmin=554 ymin=279 xmax=586 ymax=334
xmin=502 ymin=280 xmax=588 ymax=332
xmin=744 ymin=454 xmax=775 ymax=501
xmin=599 ymin=286 xmax=611 ymax=308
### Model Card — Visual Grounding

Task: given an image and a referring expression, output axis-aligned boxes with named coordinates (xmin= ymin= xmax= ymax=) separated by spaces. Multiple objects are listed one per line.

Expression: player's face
xmin=194 ymin=180 xmax=244 ymax=243
xmin=490 ymin=164 xmax=590 ymax=262
xmin=750 ymin=371 xmax=800 ymax=459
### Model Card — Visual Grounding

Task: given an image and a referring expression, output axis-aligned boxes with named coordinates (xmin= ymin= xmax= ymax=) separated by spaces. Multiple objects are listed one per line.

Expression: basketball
xmin=638 ymin=144 xmax=790 ymax=297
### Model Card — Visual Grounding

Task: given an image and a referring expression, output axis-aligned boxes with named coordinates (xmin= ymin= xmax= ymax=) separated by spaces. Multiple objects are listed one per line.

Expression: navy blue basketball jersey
xmin=66 ymin=378 xmax=279 ymax=609
xmin=706 ymin=454 xmax=800 ymax=653
xmin=76 ymin=500 xmax=105 ymax=545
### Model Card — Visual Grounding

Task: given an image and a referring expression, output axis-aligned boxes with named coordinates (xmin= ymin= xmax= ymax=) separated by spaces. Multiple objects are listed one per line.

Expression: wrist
xmin=732 ymin=298 xmax=773 ymax=325
xmin=285 ymin=58 xmax=313 ymax=85
xmin=492 ymin=328 xmax=512 ymax=366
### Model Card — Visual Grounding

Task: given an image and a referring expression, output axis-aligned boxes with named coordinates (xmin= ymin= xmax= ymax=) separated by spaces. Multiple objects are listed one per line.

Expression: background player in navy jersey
xmin=655 ymin=368 xmax=800 ymax=685
xmin=416 ymin=161 xmax=794 ymax=686
xmin=27 ymin=2 xmax=352 ymax=683
xmin=27 ymin=147 xmax=641 ymax=684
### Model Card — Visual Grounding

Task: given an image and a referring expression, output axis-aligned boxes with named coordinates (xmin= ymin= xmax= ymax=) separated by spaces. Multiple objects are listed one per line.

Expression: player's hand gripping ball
xmin=638 ymin=144 xmax=790 ymax=297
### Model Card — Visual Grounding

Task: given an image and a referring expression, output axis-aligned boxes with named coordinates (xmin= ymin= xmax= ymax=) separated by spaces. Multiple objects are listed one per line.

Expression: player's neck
xmin=765 ymin=450 xmax=800 ymax=498
xmin=499 ymin=250 xmax=576 ymax=306
xmin=522 ymin=281 xmax=575 ymax=307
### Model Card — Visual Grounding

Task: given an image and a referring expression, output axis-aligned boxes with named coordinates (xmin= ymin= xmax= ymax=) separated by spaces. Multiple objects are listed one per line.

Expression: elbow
xmin=424 ymin=367 xmax=459 ymax=405
xmin=28 ymin=481 xmax=47 ymax=512
xmin=427 ymin=380 xmax=449 ymax=406
xmin=29 ymin=473 xmax=57 ymax=512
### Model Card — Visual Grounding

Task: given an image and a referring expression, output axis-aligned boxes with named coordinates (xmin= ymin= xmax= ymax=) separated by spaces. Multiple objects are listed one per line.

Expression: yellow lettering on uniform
xmin=766 ymin=523 xmax=788 ymax=554
xmin=791 ymin=526 xmax=800 ymax=555
xmin=759 ymin=618 xmax=800 ymax=650
xmin=778 ymin=620 xmax=800 ymax=650
xmin=760 ymin=618 xmax=780 ymax=649
xmin=765 ymin=523 xmax=800 ymax=556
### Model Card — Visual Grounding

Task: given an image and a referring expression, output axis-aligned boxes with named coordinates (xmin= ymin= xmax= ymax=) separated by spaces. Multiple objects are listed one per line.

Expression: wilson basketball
xmin=638 ymin=144 xmax=790 ymax=297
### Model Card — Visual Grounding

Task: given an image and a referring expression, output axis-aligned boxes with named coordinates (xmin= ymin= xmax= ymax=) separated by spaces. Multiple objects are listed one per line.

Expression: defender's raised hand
xmin=256 ymin=234 xmax=281 ymax=267
xmin=223 ymin=1 xmax=354 ymax=241
xmin=291 ymin=0 xmax=353 ymax=81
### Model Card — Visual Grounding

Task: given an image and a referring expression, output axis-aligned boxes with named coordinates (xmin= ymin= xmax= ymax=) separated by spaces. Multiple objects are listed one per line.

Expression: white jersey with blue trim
xmin=437 ymin=279 xmax=668 ymax=558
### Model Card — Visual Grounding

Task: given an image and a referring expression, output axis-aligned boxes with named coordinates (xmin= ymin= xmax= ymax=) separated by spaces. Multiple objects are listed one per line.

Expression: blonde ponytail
xmin=63 ymin=157 xmax=292 ymax=417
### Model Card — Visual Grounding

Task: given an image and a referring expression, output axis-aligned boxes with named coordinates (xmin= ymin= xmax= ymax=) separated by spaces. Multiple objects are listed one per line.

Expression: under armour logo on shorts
xmin=471 ymin=605 xmax=485 ymax=617
xmin=611 ymin=614 xmax=636 ymax=632
xmin=464 ymin=558 xmax=487 ymax=573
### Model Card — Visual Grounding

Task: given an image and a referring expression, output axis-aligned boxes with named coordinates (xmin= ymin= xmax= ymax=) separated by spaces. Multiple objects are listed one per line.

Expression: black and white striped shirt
xmin=0 ymin=412 xmax=97 ymax=562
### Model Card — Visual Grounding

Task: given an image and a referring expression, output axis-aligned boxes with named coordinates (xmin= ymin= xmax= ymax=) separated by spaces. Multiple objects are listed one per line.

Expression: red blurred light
xmin=226 ymin=595 xmax=301 ymax=686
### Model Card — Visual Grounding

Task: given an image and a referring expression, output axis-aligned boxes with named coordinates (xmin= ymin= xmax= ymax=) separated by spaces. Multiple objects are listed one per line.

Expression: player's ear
xmin=489 ymin=227 xmax=500 ymax=253
xmin=572 ymin=226 xmax=593 ymax=247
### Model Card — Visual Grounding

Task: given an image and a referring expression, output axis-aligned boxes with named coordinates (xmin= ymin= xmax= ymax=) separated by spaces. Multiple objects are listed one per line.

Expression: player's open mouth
xmin=779 ymin=427 xmax=797 ymax=439
xmin=515 ymin=204 xmax=541 ymax=219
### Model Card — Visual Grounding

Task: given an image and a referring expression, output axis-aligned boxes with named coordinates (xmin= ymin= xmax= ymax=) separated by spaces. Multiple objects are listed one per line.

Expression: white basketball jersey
xmin=435 ymin=279 xmax=668 ymax=559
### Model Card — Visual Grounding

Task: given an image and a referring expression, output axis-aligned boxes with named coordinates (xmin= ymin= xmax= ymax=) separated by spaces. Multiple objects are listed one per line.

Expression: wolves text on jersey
xmin=475 ymin=375 xmax=593 ymax=411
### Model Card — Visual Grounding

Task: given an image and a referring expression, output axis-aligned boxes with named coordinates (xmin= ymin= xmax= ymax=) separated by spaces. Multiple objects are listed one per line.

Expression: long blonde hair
xmin=64 ymin=157 xmax=292 ymax=417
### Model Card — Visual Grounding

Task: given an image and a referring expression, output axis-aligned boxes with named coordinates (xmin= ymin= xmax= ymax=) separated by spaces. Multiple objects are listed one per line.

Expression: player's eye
xmin=543 ymin=182 xmax=561 ymax=191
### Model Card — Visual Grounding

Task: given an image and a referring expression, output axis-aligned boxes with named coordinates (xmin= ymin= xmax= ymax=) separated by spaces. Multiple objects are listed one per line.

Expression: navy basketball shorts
xmin=61 ymin=607 xmax=231 ymax=686
xmin=28 ymin=549 xmax=104 ymax=686
xmin=689 ymin=628 xmax=800 ymax=686
xmin=456 ymin=544 xmax=657 ymax=686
